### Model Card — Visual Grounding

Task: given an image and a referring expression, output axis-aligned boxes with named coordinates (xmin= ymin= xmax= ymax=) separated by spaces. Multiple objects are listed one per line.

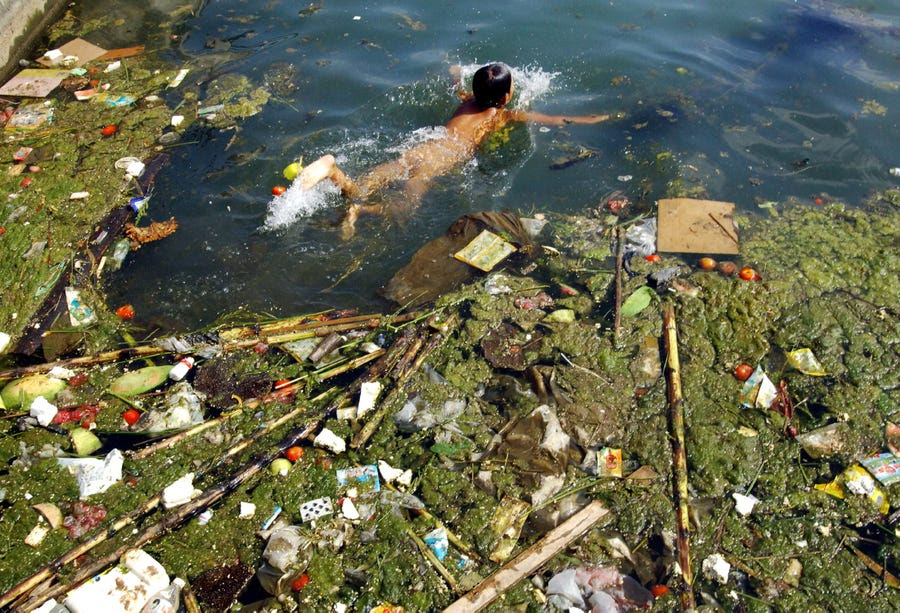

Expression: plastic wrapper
xmin=786 ymin=348 xmax=827 ymax=376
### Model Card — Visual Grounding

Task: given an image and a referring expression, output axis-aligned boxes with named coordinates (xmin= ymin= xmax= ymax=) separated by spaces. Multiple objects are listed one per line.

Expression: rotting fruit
xmin=698 ymin=257 xmax=717 ymax=270
xmin=116 ymin=304 xmax=135 ymax=320
xmin=272 ymin=185 xmax=286 ymax=196
xmin=291 ymin=573 xmax=310 ymax=592
xmin=122 ymin=408 xmax=141 ymax=425
xmin=734 ymin=363 xmax=754 ymax=381
xmin=738 ymin=266 xmax=760 ymax=281
xmin=285 ymin=446 xmax=304 ymax=462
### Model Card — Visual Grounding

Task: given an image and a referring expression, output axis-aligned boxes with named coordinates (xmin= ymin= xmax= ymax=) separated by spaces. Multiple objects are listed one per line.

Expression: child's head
xmin=473 ymin=63 xmax=513 ymax=108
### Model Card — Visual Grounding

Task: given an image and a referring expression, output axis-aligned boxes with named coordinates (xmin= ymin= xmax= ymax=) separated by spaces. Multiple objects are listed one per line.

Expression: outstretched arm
xmin=513 ymin=110 xmax=612 ymax=125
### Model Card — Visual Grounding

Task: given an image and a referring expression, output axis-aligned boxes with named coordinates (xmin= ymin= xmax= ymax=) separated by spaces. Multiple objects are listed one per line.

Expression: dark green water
xmin=94 ymin=0 xmax=898 ymax=330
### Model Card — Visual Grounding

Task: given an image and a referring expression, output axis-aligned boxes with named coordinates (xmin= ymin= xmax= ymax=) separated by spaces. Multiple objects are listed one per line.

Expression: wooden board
xmin=443 ymin=500 xmax=609 ymax=612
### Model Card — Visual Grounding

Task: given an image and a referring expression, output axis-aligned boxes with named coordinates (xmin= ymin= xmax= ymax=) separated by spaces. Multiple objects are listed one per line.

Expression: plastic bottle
xmin=140 ymin=577 xmax=184 ymax=613
xmin=168 ymin=357 xmax=195 ymax=381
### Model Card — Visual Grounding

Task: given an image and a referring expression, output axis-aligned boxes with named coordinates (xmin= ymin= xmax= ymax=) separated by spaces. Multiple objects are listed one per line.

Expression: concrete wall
xmin=0 ymin=0 xmax=67 ymax=83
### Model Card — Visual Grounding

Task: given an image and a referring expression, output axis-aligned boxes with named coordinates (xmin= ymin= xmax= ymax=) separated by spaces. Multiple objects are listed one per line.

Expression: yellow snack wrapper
xmin=786 ymin=348 xmax=827 ymax=376
xmin=815 ymin=464 xmax=890 ymax=514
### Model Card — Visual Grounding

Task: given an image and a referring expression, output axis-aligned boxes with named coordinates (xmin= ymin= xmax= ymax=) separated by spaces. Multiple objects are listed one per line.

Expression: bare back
xmin=354 ymin=99 xmax=514 ymax=200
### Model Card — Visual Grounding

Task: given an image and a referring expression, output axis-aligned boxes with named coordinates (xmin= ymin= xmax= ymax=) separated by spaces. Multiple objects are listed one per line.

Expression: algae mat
xmin=0 ymin=199 xmax=898 ymax=611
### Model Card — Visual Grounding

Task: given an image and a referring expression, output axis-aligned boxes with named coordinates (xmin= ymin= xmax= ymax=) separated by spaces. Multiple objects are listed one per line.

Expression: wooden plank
xmin=443 ymin=500 xmax=609 ymax=612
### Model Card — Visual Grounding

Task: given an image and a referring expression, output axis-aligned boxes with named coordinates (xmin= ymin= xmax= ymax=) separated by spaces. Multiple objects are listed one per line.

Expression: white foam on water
xmin=261 ymin=178 xmax=340 ymax=231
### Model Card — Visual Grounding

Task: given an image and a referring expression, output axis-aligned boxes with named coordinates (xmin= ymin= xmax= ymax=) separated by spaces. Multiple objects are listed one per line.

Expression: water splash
xmin=262 ymin=179 xmax=340 ymax=231
xmin=456 ymin=62 xmax=557 ymax=109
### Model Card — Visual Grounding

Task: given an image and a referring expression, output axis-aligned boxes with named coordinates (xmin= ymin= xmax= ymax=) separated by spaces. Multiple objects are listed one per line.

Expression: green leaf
xmin=621 ymin=286 xmax=655 ymax=317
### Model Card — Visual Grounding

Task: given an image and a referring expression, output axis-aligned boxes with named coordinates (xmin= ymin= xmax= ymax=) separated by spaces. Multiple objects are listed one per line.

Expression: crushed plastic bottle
xmin=140 ymin=577 xmax=184 ymax=613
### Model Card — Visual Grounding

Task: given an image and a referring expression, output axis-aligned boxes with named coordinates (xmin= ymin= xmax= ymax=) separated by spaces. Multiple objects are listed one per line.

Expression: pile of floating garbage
xmin=0 ymin=197 xmax=898 ymax=612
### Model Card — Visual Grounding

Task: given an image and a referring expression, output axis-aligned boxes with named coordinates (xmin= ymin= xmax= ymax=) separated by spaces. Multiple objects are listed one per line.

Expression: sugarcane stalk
xmin=0 ymin=345 xmax=169 ymax=381
xmin=613 ymin=225 xmax=625 ymax=340
xmin=663 ymin=302 xmax=696 ymax=611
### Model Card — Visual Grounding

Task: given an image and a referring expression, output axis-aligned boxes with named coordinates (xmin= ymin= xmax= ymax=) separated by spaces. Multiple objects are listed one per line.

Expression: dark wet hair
xmin=472 ymin=63 xmax=513 ymax=108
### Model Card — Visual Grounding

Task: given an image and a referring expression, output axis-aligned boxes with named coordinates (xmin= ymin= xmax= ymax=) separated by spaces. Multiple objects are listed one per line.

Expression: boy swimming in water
xmin=299 ymin=62 xmax=611 ymax=238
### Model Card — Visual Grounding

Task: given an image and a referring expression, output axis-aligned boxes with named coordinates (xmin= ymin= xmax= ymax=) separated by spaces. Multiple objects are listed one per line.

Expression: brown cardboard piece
xmin=36 ymin=38 xmax=107 ymax=67
xmin=97 ymin=46 xmax=145 ymax=61
xmin=0 ymin=69 xmax=71 ymax=97
xmin=656 ymin=198 xmax=739 ymax=254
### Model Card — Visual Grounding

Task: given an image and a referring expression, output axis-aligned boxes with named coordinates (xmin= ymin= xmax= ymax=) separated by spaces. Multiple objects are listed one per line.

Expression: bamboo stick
xmin=0 ymin=309 xmax=407 ymax=381
xmin=352 ymin=315 xmax=459 ymax=450
xmin=407 ymin=525 xmax=459 ymax=592
xmin=613 ymin=225 xmax=624 ymax=340
xmin=17 ymin=416 xmax=324 ymax=611
xmin=216 ymin=309 xmax=368 ymax=341
xmin=444 ymin=500 xmax=609 ymax=612
xmin=4 ymin=320 xmax=417 ymax=610
xmin=662 ymin=302 xmax=696 ymax=611
xmin=0 ymin=345 xmax=169 ymax=381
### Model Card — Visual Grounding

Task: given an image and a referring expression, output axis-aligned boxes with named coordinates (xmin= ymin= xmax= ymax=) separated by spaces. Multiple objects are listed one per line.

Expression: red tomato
xmin=0 ymin=227 xmax=5 ymax=236
xmin=20 ymin=177 xmax=32 ymax=188
xmin=122 ymin=409 xmax=141 ymax=425
xmin=272 ymin=185 xmax=287 ymax=196
xmin=116 ymin=304 xmax=135 ymax=320
xmin=734 ymin=363 xmax=754 ymax=381
xmin=814 ymin=198 xmax=823 ymax=205
xmin=644 ymin=254 xmax=661 ymax=263
xmin=285 ymin=446 xmax=304 ymax=462
xmin=290 ymin=573 xmax=310 ymax=592
xmin=650 ymin=585 xmax=669 ymax=598
xmin=738 ymin=267 xmax=758 ymax=281
xmin=698 ymin=257 xmax=717 ymax=270
xmin=69 ymin=372 xmax=89 ymax=387
xmin=101 ymin=124 xmax=117 ymax=137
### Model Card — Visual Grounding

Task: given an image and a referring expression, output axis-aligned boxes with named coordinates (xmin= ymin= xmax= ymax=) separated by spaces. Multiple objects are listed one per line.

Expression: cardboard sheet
xmin=656 ymin=198 xmax=739 ymax=254
xmin=36 ymin=38 xmax=107 ymax=67
xmin=0 ymin=69 xmax=70 ymax=97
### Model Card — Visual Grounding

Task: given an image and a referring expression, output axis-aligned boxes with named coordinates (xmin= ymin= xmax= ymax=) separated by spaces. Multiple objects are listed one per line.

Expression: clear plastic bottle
xmin=140 ymin=577 xmax=185 ymax=613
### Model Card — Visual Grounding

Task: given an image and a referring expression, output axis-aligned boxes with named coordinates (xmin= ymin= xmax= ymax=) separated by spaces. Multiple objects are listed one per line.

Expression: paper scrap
xmin=454 ymin=229 xmax=517 ymax=272
xmin=58 ymin=449 xmax=124 ymax=498
xmin=860 ymin=453 xmax=900 ymax=487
